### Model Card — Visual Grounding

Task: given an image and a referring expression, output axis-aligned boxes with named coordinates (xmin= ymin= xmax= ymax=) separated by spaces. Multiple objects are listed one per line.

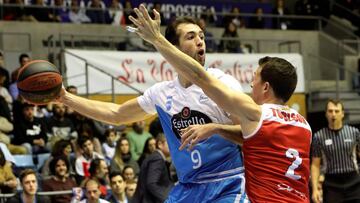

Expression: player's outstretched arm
xmin=129 ymin=5 xmax=261 ymax=133
xmin=57 ymin=88 xmax=152 ymax=125
xmin=179 ymin=124 xmax=243 ymax=151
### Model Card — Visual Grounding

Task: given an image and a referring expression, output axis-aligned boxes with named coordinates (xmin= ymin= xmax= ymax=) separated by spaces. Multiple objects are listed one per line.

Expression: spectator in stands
xmin=272 ymin=0 xmax=291 ymax=30
xmin=200 ymin=7 xmax=217 ymax=26
xmin=47 ymin=103 xmax=78 ymax=149
xmin=75 ymin=136 xmax=103 ymax=184
xmin=133 ymin=134 xmax=173 ymax=203
xmin=218 ymin=22 xmax=242 ymax=53
xmin=0 ymin=72 xmax=12 ymax=110
xmin=13 ymin=102 xmax=49 ymax=154
xmin=125 ymin=179 xmax=137 ymax=200
xmin=137 ymin=137 xmax=156 ymax=167
xmin=311 ymin=99 xmax=360 ymax=203
xmin=68 ymin=0 xmax=91 ymax=24
xmin=108 ymin=0 xmax=124 ymax=25
xmin=6 ymin=169 xmax=50 ymax=203
xmin=0 ymin=98 xmax=27 ymax=155
xmin=149 ymin=117 xmax=163 ymax=137
xmin=150 ymin=2 xmax=165 ymax=26
xmin=294 ymin=0 xmax=319 ymax=30
xmin=106 ymin=172 xmax=128 ymax=203
xmin=110 ymin=137 xmax=139 ymax=175
xmin=84 ymin=158 xmax=110 ymax=198
xmin=0 ymin=52 xmax=10 ymax=89
xmin=42 ymin=139 xmax=75 ymax=177
xmin=74 ymin=179 xmax=109 ymax=203
xmin=123 ymin=0 xmax=134 ymax=25
xmin=86 ymin=0 xmax=109 ymax=24
xmin=198 ymin=17 xmax=217 ymax=53
xmin=27 ymin=0 xmax=52 ymax=22
xmin=249 ymin=7 xmax=266 ymax=29
xmin=10 ymin=53 xmax=30 ymax=101
xmin=0 ymin=148 xmax=17 ymax=193
xmin=75 ymin=124 xmax=103 ymax=157
xmin=122 ymin=165 xmax=136 ymax=182
xmin=127 ymin=120 xmax=152 ymax=161
xmin=42 ymin=156 xmax=77 ymax=203
xmin=49 ymin=0 xmax=70 ymax=22
xmin=222 ymin=7 xmax=246 ymax=29
xmin=102 ymin=129 xmax=116 ymax=162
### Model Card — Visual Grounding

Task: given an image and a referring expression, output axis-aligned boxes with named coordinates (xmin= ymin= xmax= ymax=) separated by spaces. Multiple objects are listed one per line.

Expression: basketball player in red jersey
xmin=129 ymin=5 xmax=312 ymax=203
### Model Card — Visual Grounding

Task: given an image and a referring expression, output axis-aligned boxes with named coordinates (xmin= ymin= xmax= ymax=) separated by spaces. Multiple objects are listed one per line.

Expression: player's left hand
xmin=129 ymin=4 xmax=162 ymax=45
xmin=179 ymin=124 xmax=218 ymax=151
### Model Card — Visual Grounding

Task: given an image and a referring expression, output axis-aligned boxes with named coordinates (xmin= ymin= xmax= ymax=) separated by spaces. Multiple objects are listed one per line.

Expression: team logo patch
xmin=171 ymin=107 xmax=212 ymax=140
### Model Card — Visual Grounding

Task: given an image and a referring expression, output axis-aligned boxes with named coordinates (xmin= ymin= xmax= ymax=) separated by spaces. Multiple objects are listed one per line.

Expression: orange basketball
xmin=17 ymin=60 xmax=62 ymax=105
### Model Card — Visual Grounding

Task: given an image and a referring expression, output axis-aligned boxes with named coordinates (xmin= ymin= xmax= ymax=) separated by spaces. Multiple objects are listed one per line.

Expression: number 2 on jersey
xmin=285 ymin=148 xmax=302 ymax=180
xmin=191 ymin=150 xmax=202 ymax=169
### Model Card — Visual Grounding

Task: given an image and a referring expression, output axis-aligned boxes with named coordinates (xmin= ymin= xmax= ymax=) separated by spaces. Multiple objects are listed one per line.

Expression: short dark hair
xmin=326 ymin=99 xmax=344 ymax=111
xmin=19 ymin=53 xmax=29 ymax=63
xmin=165 ymin=17 xmax=202 ymax=46
xmin=49 ymin=156 xmax=70 ymax=176
xmin=88 ymin=158 xmax=105 ymax=176
xmin=109 ymin=171 xmax=124 ymax=181
xmin=258 ymin=56 xmax=297 ymax=102
xmin=77 ymin=136 xmax=92 ymax=149
xmin=19 ymin=169 xmax=36 ymax=183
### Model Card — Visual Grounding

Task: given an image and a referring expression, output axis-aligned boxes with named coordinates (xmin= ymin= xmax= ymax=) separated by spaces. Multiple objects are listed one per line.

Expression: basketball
xmin=17 ymin=60 xmax=63 ymax=105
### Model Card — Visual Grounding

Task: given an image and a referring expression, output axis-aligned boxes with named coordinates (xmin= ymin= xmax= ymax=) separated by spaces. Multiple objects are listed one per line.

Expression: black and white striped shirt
xmin=312 ymin=125 xmax=360 ymax=175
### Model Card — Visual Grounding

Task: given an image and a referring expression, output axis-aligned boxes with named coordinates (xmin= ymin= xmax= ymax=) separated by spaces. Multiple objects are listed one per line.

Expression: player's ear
xmin=263 ymin=81 xmax=270 ymax=92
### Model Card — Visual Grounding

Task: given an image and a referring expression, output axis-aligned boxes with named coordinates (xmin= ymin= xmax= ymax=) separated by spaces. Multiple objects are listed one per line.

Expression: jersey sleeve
xmin=311 ymin=132 xmax=322 ymax=158
xmin=137 ymin=83 xmax=161 ymax=115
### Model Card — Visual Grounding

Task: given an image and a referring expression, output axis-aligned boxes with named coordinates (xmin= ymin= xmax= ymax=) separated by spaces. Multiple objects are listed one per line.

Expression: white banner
xmin=64 ymin=49 xmax=305 ymax=94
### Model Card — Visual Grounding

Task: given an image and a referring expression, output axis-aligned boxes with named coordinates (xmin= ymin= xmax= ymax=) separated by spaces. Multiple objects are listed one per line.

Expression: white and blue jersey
xmin=138 ymin=68 xmax=248 ymax=202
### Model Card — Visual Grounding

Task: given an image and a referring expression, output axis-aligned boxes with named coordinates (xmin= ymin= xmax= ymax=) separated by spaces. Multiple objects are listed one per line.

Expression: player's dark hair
xmin=165 ymin=17 xmax=202 ymax=46
xmin=258 ymin=56 xmax=297 ymax=102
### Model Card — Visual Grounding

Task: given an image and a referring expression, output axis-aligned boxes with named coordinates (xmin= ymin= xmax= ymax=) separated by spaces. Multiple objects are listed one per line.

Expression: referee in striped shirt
xmin=311 ymin=99 xmax=360 ymax=203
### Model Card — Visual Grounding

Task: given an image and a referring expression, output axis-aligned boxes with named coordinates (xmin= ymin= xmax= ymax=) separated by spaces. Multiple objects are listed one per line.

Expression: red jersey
xmin=243 ymin=104 xmax=312 ymax=203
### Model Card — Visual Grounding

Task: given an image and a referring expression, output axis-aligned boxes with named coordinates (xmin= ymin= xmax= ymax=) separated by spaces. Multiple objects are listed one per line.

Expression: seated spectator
xmin=27 ymin=0 xmax=52 ymax=22
xmin=133 ymin=134 xmax=173 ymax=203
xmin=13 ymin=102 xmax=49 ymax=154
xmin=75 ymin=136 xmax=103 ymax=184
xmin=218 ymin=22 xmax=242 ymax=53
xmin=123 ymin=0 xmax=134 ymax=25
xmin=47 ymin=103 xmax=78 ymax=149
xmin=0 ymin=52 xmax=10 ymax=89
xmin=110 ymin=137 xmax=139 ymax=175
xmin=102 ymin=129 xmax=116 ymax=162
xmin=69 ymin=0 xmax=91 ymax=23
xmin=6 ymin=169 xmax=50 ymax=203
xmin=74 ymin=124 xmax=103 ymax=157
xmin=149 ymin=117 xmax=163 ymax=137
xmin=82 ymin=158 xmax=109 ymax=198
xmin=223 ymin=7 xmax=246 ymax=29
xmin=249 ymin=7 xmax=266 ymax=29
xmin=10 ymin=53 xmax=30 ymax=101
xmin=127 ymin=121 xmax=152 ymax=161
xmin=137 ymin=137 xmax=156 ymax=167
xmin=149 ymin=2 xmax=165 ymax=25
xmin=86 ymin=0 xmax=110 ymax=24
xmin=107 ymin=0 xmax=124 ymax=25
xmin=0 ymin=148 xmax=17 ymax=193
xmin=272 ymin=0 xmax=291 ymax=30
xmin=42 ymin=139 xmax=75 ymax=177
xmin=106 ymin=172 xmax=128 ymax=203
xmin=200 ymin=7 xmax=217 ymax=26
xmin=73 ymin=179 xmax=110 ymax=203
xmin=122 ymin=165 xmax=136 ymax=182
xmin=198 ymin=17 xmax=217 ymax=53
xmin=42 ymin=156 xmax=77 ymax=203
xmin=49 ymin=0 xmax=70 ymax=22
xmin=0 ymin=71 xmax=12 ymax=108
xmin=125 ymin=179 xmax=137 ymax=201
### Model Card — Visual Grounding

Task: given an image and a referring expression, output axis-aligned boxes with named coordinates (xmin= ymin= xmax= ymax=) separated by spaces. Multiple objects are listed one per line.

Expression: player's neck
xmin=178 ymin=76 xmax=192 ymax=88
